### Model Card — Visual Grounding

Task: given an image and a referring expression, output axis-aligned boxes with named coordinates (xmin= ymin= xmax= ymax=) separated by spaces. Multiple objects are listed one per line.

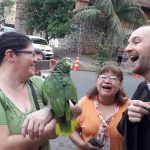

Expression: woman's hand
xmin=21 ymin=108 xmax=53 ymax=138
xmin=128 ymin=100 xmax=150 ymax=123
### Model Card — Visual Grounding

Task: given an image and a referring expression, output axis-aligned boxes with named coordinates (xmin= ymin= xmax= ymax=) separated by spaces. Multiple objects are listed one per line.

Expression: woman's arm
xmin=22 ymin=105 xmax=82 ymax=138
xmin=0 ymin=119 xmax=56 ymax=150
xmin=21 ymin=107 xmax=54 ymax=138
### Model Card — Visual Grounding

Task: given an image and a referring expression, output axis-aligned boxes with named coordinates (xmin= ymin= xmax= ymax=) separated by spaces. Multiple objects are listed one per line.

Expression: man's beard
xmin=132 ymin=55 xmax=150 ymax=76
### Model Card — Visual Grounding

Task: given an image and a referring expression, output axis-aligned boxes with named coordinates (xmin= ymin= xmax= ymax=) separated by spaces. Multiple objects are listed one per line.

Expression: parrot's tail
xmin=55 ymin=118 xmax=77 ymax=136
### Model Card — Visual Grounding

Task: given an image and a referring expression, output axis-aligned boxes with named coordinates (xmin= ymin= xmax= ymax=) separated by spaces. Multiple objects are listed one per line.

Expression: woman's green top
xmin=0 ymin=76 xmax=50 ymax=150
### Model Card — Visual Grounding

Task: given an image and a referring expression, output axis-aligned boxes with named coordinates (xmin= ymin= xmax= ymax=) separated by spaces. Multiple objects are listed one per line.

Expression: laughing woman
xmin=0 ymin=32 xmax=56 ymax=150
xmin=70 ymin=65 xmax=130 ymax=150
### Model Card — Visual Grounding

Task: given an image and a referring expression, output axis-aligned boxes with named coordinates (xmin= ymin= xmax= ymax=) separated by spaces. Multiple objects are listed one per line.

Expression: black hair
xmin=0 ymin=32 xmax=32 ymax=64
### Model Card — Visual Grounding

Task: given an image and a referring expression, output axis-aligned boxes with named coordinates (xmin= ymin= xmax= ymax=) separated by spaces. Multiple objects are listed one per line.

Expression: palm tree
xmin=15 ymin=0 xmax=26 ymax=33
xmin=74 ymin=0 xmax=147 ymax=45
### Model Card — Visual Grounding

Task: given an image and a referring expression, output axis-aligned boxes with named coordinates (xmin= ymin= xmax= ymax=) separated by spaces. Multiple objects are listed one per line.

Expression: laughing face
xmin=125 ymin=26 xmax=150 ymax=76
xmin=96 ymin=71 xmax=121 ymax=99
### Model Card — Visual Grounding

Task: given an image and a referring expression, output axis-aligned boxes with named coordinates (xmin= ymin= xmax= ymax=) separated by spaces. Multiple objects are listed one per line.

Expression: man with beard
xmin=117 ymin=25 xmax=150 ymax=150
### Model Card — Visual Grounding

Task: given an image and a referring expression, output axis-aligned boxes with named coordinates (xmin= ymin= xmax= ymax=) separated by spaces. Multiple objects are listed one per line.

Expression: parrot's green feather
xmin=56 ymin=118 xmax=78 ymax=136
xmin=42 ymin=57 xmax=78 ymax=136
xmin=43 ymin=75 xmax=65 ymax=116
xmin=65 ymin=101 xmax=71 ymax=121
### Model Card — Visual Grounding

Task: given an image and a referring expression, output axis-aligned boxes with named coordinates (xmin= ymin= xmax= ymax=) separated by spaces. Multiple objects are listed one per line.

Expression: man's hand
xmin=22 ymin=108 xmax=53 ymax=138
xmin=128 ymin=100 xmax=150 ymax=123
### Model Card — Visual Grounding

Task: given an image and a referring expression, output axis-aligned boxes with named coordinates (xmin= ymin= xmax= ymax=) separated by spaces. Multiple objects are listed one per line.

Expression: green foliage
xmin=98 ymin=43 xmax=112 ymax=65
xmin=0 ymin=0 xmax=14 ymax=20
xmin=24 ymin=0 xmax=75 ymax=39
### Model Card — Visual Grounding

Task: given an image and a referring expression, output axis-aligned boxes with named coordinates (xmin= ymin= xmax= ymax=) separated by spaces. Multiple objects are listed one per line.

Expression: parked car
xmin=0 ymin=26 xmax=16 ymax=35
xmin=28 ymin=35 xmax=54 ymax=59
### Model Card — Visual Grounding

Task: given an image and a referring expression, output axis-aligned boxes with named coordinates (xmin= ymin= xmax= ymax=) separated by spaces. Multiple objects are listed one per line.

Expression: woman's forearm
xmin=0 ymin=119 xmax=56 ymax=150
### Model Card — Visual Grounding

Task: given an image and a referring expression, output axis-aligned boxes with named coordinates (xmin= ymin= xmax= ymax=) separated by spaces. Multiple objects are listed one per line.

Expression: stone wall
xmin=80 ymin=26 xmax=101 ymax=54
xmin=58 ymin=26 xmax=101 ymax=55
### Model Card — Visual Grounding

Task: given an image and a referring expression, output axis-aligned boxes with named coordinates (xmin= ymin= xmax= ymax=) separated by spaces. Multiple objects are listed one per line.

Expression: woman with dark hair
xmin=0 ymin=32 xmax=56 ymax=150
xmin=70 ymin=65 xmax=130 ymax=150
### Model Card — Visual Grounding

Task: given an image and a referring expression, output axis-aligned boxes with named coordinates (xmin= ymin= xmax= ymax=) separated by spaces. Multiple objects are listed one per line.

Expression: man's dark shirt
xmin=118 ymin=81 xmax=150 ymax=150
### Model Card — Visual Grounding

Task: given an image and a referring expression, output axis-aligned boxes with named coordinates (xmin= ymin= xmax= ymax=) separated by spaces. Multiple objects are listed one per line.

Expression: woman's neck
xmin=0 ymin=68 xmax=25 ymax=89
xmin=97 ymin=95 xmax=116 ymax=105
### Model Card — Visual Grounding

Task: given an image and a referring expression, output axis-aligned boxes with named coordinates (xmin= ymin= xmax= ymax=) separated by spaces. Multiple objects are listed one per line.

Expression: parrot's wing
xmin=63 ymin=76 xmax=78 ymax=104
xmin=42 ymin=75 xmax=65 ymax=117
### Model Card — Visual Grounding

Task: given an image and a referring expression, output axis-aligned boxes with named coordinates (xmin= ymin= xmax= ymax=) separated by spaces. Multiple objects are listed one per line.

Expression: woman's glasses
xmin=15 ymin=50 xmax=35 ymax=56
xmin=98 ymin=75 xmax=119 ymax=81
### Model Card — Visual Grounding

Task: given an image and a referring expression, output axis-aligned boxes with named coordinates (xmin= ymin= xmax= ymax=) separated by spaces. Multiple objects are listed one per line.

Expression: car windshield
xmin=4 ymin=27 xmax=15 ymax=32
xmin=31 ymin=38 xmax=48 ymax=45
xmin=0 ymin=26 xmax=15 ymax=32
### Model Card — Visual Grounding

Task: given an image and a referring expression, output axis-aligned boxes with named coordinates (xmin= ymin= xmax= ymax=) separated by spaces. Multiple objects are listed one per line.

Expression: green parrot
xmin=42 ymin=57 xmax=78 ymax=136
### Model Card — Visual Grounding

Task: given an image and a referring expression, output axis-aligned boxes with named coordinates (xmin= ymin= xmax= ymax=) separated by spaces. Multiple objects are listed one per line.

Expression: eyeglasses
xmin=14 ymin=50 xmax=35 ymax=56
xmin=98 ymin=75 xmax=119 ymax=81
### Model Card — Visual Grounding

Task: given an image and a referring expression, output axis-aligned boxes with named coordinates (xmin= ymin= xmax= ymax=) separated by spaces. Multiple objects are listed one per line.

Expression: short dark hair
xmin=0 ymin=32 xmax=32 ymax=64
xmin=87 ymin=65 xmax=127 ymax=105
xmin=34 ymin=49 xmax=46 ymax=60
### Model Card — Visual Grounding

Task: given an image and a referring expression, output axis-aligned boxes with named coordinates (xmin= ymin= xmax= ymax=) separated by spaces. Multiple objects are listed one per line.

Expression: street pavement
xmin=54 ymin=49 xmax=132 ymax=74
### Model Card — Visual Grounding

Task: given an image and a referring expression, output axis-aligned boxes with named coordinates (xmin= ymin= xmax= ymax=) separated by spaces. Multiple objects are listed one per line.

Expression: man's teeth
xmin=130 ymin=55 xmax=138 ymax=62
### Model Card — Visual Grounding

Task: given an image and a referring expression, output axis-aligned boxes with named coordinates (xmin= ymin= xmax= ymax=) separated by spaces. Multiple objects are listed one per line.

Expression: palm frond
xmin=108 ymin=13 xmax=124 ymax=44
xmin=74 ymin=8 xmax=103 ymax=26
xmin=119 ymin=7 xmax=146 ymax=28
xmin=95 ymin=0 xmax=115 ymax=17
xmin=73 ymin=6 xmax=95 ymax=15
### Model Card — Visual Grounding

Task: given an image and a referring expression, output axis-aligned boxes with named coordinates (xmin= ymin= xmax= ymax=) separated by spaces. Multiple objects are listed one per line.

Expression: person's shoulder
xmin=0 ymin=89 xmax=6 ymax=103
xmin=29 ymin=75 xmax=44 ymax=85
xmin=137 ymin=81 xmax=147 ymax=89
xmin=139 ymin=80 xmax=146 ymax=85
xmin=78 ymin=96 xmax=94 ymax=106
xmin=125 ymin=99 xmax=131 ymax=105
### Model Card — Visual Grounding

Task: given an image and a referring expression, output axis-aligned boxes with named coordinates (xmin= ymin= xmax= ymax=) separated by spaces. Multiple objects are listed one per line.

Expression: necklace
xmin=94 ymin=100 xmax=119 ymax=150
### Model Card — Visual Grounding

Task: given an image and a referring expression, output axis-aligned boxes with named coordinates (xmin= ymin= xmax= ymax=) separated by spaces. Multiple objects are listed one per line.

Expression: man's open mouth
xmin=130 ymin=55 xmax=139 ymax=62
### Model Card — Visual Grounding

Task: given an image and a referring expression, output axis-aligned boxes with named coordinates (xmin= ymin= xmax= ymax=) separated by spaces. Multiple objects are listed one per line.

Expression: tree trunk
xmin=15 ymin=0 xmax=26 ymax=34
